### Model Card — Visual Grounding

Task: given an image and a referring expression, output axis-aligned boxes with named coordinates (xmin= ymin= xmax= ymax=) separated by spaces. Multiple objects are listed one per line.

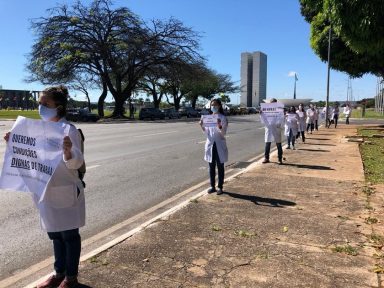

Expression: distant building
xmin=0 ymin=89 xmax=40 ymax=110
xmin=240 ymin=51 xmax=267 ymax=107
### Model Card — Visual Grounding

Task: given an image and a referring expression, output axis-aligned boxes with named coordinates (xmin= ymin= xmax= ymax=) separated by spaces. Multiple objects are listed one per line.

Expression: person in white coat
xmin=343 ymin=104 xmax=352 ymax=124
xmin=4 ymin=86 xmax=85 ymax=288
xmin=296 ymin=103 xmax=306 ymax=143
xmin=306 ymin=105 xmax=315 ymax=134
xmin=199 ymin=99 xmax=228 ymax=195
xmin=285 ymin=106 xmax=300 ymax=150
xmin=260 ymin=98 xmax=283 ymax=164
xmin=313 ymin=105 xmax=319 ymax=131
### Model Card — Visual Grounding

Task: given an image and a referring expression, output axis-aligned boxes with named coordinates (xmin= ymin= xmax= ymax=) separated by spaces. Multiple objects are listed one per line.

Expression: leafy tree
xmin=299 ymin=0 xmax=384 ymax=78
xmin=27 ymin=0 xmax=203 ymax=118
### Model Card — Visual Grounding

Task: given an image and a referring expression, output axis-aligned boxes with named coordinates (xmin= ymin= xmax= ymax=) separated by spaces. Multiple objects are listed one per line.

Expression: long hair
xmin=41 ymin=85 xmax=69 ymax=118
xmin=211 ymin=98 xmax=225 ymax=115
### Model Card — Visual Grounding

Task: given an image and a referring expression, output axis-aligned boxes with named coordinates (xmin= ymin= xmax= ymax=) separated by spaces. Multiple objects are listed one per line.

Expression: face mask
xmin=211 ymin=107 xmax=219 ymax=113
xmin=39 ymin=105 xmax=57 ymax=121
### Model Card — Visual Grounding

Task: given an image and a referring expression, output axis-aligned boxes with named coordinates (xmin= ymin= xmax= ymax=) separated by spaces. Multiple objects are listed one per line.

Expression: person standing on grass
xmin=4 ymin=86 xmax=85 ymax=288
xmin=296 ymin=103 xmax=306 ymax=143
xmin=285 ymin=106 xmax=300 ymax=150
xmin=199 ymin=98 xmax=228 ymax=195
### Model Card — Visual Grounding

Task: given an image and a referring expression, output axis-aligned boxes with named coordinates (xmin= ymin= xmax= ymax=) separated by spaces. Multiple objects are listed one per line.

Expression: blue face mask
xmin=39 ymin=105 xmax=57 ymax=121
xmin=211 ymin=107 xmax=219 ymax=113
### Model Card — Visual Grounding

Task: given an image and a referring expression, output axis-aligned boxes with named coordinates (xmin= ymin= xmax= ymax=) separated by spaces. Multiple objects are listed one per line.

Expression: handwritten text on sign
xmin=0 ymin=116 xmax=70 ymax=200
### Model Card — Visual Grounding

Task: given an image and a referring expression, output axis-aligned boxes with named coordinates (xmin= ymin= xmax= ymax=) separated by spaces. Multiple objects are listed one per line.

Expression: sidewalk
xmin=76 ymin=125 xmax=381 ymax=287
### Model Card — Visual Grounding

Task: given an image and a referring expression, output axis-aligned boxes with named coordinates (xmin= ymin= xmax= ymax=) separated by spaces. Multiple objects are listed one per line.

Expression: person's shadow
xmin=282 ymin=163 xmax=334 ymax=170
xmin=223 ymin=191 xmax=296 ymax=208
xmin=78 ymin=283 xmax=93 ymax=288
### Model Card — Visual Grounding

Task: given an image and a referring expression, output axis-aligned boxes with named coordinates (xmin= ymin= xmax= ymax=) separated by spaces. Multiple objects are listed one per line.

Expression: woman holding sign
xmin=284 ymin=106 xmax=300 ymax=150
xmin=4 ymin=86 xmax=85 ymax=288
xmin=199 ymin=99 xmax=228 ymax=195
xmin=296 ymin=104 xmax=306 ymax=143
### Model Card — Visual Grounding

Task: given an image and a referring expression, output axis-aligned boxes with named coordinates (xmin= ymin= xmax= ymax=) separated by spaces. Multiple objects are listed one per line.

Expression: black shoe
xmin=207 ymin=187 xmax=216 ymax=194
xmin=217 ymin=188 xmax=223 ymax=195
xmin=262 ymin=158 xmax=270 ymax=164
xmin=278 ymin=159 xmax=283 ymax=165
xmin=286 ymin=146 xmax=291 ymax=149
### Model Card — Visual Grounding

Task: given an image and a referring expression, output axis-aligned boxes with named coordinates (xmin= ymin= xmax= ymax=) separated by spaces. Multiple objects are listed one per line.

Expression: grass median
xmin=358 ymin=127 xmax=384 ymax=184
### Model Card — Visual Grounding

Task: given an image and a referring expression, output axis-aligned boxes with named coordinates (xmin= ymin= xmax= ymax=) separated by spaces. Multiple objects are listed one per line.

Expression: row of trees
xmin=299 ymin=0 xmax=384 ymax=78
xmin=27 ymin=0 xmax=238 ymax=118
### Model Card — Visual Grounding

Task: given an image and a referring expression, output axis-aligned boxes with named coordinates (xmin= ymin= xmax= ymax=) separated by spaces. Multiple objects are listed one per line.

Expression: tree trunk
xmin=111 ymin=96 xmax=127 ymax=118
xmin=98 ymin=82 xmax=108 ymax=117
xmin=174 ymin=96 xmax=181 ymax=110
xmin=191 ymin=95 xmax=198 ymax=109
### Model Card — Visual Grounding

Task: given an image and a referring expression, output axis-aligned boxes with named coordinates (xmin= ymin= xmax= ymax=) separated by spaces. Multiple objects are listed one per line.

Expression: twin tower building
xmin=240 ymin=51 xmax=267 ymax=107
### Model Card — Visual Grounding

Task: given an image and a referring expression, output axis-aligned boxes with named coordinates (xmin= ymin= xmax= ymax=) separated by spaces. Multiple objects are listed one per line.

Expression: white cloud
xmin=288 ymin=71 xmax=297 ymax=77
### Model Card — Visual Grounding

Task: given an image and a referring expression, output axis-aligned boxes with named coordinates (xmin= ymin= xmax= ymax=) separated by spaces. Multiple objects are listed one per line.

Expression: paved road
xmin=0 ymin=115 xmax=266 ymax=280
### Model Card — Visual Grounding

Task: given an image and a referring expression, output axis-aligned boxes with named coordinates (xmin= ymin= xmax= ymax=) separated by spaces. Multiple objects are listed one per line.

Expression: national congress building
xmin=240 ymin=51 xmax=267 ymax=107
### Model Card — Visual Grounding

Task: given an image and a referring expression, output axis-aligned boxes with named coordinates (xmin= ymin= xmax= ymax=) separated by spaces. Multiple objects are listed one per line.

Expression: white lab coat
xmin=296 ymin=110 xmax=306 ymax=132
xmin=284 ymin=113 xmax=299 ymax=137
xmin=306 ymin=109 xmax=315 ymax=124
xmin=33 ymin=118 xmax=85 ymax=232
xmin=203 ymin=114 xmax=228 ymax=163
xmin=343 ymin=107 xmax=351 ymax=117
xmin=260 ymin=112 xmax=283 ymax=143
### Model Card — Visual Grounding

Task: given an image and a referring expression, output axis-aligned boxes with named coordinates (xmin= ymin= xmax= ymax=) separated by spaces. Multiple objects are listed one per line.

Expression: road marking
xmin=132 ymin=131 xmax=178 ymax=138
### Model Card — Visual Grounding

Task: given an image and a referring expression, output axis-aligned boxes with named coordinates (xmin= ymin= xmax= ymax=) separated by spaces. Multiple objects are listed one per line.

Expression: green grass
xmin=351 ymin=108 xmax=384 ymax=119
xmin=358 ymin=128 xmax=384 ymax=184
xmin=0 ymin=110 xmax=40 ymax=119
xmin=331 ymin=244 xmax=358 ymax=256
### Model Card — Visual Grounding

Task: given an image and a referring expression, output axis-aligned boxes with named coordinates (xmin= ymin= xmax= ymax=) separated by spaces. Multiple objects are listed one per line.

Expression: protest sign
xmin=0 ymin=116 xmax=70 ymax=200
xmin=260 ymin=102 xmax=285 ymax=126
xmin=202 ymin=114 xmax=218 ymax=127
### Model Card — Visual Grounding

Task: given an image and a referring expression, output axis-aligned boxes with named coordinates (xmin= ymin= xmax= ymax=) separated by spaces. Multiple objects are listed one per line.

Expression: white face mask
xmin=38 ymin=105 xmax=57 ymax=121
xmin=211 ymin=106 xmax=219 ymax=113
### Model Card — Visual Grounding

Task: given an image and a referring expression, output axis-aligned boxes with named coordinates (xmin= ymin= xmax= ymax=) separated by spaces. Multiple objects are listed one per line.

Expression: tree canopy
xmin=27 ymin=0 xmax=204 ymax=117
xmin=299 ymin=0 xmax=384 ymax=78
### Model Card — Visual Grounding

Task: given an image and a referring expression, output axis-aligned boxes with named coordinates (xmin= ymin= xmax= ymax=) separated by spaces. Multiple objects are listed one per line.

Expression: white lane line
xmin=87 ymin=165 xmax=100 ymax=170
xmin=132 ymin=131 xmax=178 ymax=138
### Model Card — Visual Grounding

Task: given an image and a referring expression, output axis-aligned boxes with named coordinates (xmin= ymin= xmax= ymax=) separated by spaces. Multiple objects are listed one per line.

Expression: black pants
xmin=47 ymin=229 xmax=81 ymax=277
xmin=265 ymin=142 xmax=283 ymax=161
xmin=346 ymin=116 xmax=350 ymax=124
xmin=296 ymin=131 xmax=305 ymax=142
xmin=306 ymin=123 xmax=314 ymax=133
xmin=209 ymin=143 xmax=224 ymax=189
xmin=315 ymin=120 xmax=318 ymax=130
xmin=287 ymin=129 xmax=296 ymax=147
xmin=334 ymin=114 xmax=339 ymax=128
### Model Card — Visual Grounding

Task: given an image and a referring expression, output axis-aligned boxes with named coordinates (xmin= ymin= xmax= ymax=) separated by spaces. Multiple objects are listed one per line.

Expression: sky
xmin=0 ymin=0 xmax=379 ymax=104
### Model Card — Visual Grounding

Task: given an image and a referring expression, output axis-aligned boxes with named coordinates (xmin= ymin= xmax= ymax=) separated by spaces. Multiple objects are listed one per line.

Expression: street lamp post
xmin=293 ymin=73 xmax=297 ymax=99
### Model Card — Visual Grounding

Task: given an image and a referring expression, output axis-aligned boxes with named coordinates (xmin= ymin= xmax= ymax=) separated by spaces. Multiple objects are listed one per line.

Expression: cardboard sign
xmin=202 ymin=114 xmax=219 ymax=127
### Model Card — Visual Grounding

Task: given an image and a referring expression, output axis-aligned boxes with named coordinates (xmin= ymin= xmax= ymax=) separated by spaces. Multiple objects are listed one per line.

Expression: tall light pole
xmin=293 ymin=73 xmax=298 ymax=99
xmin=325 ymin=24 xmax=332 ymax=128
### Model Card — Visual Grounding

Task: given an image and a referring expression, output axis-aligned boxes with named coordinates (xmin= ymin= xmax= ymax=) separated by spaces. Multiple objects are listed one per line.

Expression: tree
xmin=299 ymin=0 xmax=384 ymax=78
xmin=27 ymin=0 xmax=203 ymax=118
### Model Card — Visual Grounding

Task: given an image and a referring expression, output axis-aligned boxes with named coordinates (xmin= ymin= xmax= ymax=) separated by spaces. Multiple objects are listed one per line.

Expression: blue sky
xmin=0 ymin=0 xmax=378 ymax=104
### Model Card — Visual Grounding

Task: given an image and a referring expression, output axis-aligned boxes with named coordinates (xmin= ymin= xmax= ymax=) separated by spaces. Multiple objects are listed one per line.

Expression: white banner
xmin=0 ymin=116 xmax=70 ymax=200
xmin=260 ymin=103 xmax=285 ymax=126
xmin=202 ymin=114 xmax=218 ymax=127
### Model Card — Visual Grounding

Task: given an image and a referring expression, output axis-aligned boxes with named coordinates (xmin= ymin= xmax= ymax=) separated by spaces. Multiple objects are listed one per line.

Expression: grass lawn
xmin=0 ymin=109 xmax=135 ymax=119
xmin=351 ymin=108 xmax=384 ymax=119
xmin=0 ymin=110 xmax=40 ymax=119
xmin=358 ymin=127 xmax=384 ymax=184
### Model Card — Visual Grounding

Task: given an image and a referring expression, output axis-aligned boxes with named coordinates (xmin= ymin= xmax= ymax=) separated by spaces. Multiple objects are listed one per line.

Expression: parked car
xmin=198 ymin=108 xmax=210 ymax=116
xmin=247 ymin=107 xmax=259 ymax=114
xmin=139 ymin=108 xmax=165 ymax=120
xmin=178 ymin=107 xmax=200 ymax=118
xmin=162 ymin=108 xmax=180 ymax=119
xmin=66 ymin=108 xmax=100 ymax=122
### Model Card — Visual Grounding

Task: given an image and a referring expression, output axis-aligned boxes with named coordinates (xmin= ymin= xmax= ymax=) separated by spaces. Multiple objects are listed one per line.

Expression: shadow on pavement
xmin=310 ymin=138 xmax=331 ymax=141
xmin=78 ymin=284 xmax=94 ymax=288
xmin=297 ymin=148 xmax=331 ymax=153
xmin=282 ymin=163 xmax=334 ymax=170
xmin=223 ymin=191 xmax=296 ymax=208
xmin=307 ymin=143 xmax=336 ymax=146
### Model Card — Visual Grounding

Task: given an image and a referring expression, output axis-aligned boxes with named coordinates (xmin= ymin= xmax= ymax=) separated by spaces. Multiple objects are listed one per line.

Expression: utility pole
xmin=293 ymin=73 xmax=297 ymax=99
xmin=325 ymin=24 xmax=332 ymax=128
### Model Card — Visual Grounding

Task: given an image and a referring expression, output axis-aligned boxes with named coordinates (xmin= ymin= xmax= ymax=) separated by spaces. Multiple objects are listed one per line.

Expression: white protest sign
xmin=202 ymin=114 xmax=218 ymax=127
xmin=0 ymin=116 xmax=70 ymax=200
xmin=260 ymin=102 xmax=285 ymax=126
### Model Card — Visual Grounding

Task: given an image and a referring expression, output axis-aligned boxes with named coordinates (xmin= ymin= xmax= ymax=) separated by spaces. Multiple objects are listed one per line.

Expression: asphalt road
xmin=0 ymin=115 xmax=267 ymax=280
